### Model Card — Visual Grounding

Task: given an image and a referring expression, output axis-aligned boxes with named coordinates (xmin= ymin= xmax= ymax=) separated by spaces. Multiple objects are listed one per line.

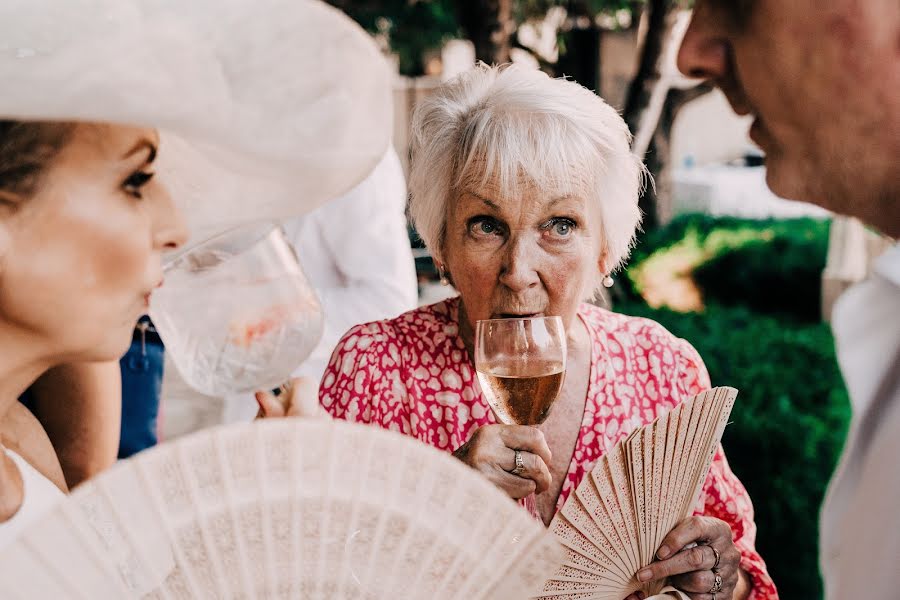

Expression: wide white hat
xmin=0 ymin=0 xmax=393 ymax=248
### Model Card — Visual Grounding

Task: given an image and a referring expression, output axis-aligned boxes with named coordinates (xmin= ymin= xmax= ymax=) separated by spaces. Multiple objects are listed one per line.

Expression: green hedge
xmin=616 ymin=215 xmax=850 ymax=599
xmin=624 ymin=214 xmax=830 ymax=322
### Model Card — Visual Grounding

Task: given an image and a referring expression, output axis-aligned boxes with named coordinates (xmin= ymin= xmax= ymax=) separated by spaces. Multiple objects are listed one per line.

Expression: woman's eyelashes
xmin=467 ymin=215 xmax=579 ymax=241
xmin=122 ymin=170 xmax=155 ymax=199
xmin=541 ymin=217 xmax=577 ymax=239
xmin=467 ymin=215 xmax=505 ymax=238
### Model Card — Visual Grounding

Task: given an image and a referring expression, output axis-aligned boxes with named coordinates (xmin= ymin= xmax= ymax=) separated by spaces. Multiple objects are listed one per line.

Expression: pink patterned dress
xmin=319 ymin=297 xmax=778 ymax=598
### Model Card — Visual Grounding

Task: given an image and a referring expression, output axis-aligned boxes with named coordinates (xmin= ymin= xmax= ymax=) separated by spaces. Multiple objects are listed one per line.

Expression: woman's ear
xmin=597 ymin=247 xmax=611 ymax=276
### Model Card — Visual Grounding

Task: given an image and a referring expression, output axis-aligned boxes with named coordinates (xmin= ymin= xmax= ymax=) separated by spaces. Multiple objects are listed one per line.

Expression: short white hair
xmin=408 ymin=63 xmax=644 ymax=289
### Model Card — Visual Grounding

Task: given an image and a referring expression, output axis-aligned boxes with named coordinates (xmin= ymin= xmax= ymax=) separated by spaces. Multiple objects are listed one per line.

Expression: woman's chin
xmin=76 ymin=330 xmax=135 ymax=363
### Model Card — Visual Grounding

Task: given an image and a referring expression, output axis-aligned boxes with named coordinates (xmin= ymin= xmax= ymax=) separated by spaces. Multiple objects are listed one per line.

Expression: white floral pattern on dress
xmin=320 ymin=297 xmax=778 ymax=599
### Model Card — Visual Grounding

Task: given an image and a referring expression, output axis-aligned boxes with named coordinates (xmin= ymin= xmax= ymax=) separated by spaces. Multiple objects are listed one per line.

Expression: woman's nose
xmin=498 ymin=236 xmax=540 ymax=292
xmin=677 ymin=5 xmax=730 ymax=81
xmin=151 ymin=184 xmax=189 ymax=250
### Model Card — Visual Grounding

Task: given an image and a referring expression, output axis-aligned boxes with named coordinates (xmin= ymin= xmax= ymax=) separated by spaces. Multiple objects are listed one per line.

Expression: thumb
xmin=255 ymin=389 xmax=288 ymax=418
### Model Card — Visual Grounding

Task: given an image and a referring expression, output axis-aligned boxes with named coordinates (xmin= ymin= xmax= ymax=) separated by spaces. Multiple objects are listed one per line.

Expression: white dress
xmin=0 ymin=447 xmax=65 ymax=549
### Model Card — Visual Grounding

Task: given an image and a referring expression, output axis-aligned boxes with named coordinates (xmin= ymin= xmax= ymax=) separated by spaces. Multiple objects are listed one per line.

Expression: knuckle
xmin=524 ymin=427 xmax=543 ymax=447
xmin=674 ymin=569 xmax=706 ymax=590
xmin=687 ymin=546 xmax=706 ymax=569
xmin=468 ymin=446 xmax=488 ymax=465
xmin=724 ymin=547 xmax=741 ymax=569
xmin=510 ymin=479 xmax=535 ymax=498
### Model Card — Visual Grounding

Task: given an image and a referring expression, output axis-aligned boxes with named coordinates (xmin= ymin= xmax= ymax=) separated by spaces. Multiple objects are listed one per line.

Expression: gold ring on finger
xmin=710 ymin=545 xmax=721 ymax=572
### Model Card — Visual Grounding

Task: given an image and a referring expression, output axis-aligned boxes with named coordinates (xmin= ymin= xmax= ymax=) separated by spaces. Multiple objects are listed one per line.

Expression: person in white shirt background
xmin=634 ymin=2 xmax=900 ymax=598
xmin=224 ymin=146 xmax=418 ymax=423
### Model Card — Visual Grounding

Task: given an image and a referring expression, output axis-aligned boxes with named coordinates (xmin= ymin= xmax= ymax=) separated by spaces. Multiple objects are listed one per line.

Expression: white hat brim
xmin=0 ymin=0 xmax=392 ymax=248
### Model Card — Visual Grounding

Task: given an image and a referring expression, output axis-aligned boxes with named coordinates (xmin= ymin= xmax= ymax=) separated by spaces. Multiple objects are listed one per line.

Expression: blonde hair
xmin=408 ymin=63 xmax=644 ymax=292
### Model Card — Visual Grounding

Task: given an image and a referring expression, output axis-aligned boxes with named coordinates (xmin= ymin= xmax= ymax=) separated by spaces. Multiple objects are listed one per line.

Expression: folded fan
xmin=0 ymin=420 xmax=564 ymax=600
xmin=537 ymin=386 xmax=738 ymax=600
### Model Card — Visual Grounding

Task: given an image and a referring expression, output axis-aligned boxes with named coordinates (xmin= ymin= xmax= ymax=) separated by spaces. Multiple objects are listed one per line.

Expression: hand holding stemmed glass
xmin=462 ymin=316 xmax=567 ymax=519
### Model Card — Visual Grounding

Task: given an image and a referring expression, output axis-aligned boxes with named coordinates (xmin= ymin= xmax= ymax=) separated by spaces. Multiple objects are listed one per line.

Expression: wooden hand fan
xmin=536 ymin=386 xmax=737 ymax=600
xmin=0 ymin=419 xmax=564 ymax=599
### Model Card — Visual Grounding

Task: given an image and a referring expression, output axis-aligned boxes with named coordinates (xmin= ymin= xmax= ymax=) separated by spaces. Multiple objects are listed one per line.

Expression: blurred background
xmin=164 ymin=2 xmax=894 ymax=597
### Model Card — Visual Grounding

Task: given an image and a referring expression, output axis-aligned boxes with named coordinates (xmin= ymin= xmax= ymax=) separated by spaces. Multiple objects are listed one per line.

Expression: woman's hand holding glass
xmin=452 ymin=424 xmax=552 ymax=500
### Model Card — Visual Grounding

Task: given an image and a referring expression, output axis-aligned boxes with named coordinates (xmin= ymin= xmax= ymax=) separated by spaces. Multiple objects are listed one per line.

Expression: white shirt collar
xmin=873 ymin=243 xmax=900 ymax=287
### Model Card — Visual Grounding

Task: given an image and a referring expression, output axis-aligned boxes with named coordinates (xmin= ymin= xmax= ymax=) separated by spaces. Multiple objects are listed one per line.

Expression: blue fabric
xmin=18 ymin=319 xmax=165 ymax=460
xmin=118 ymin=335 xmax=165 ymax=459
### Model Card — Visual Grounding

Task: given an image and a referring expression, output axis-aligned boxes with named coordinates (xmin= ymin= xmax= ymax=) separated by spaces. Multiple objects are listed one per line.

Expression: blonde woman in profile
xmin=0 ymin=0 xmax=391 ymax=550
xmin=0 ymin=121 xmax=187 ymax=546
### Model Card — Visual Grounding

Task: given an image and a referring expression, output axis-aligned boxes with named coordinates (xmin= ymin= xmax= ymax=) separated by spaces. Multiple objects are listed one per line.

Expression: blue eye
xmin=545 ymin=218 xmax=576 ymax=238
xmin=468 ymin=217 xmax=504 ymax=237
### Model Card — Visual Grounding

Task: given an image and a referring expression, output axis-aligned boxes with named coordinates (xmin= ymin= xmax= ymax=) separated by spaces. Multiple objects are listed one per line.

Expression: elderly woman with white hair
xmin=318 ymin=65 xmax=777 ymax=600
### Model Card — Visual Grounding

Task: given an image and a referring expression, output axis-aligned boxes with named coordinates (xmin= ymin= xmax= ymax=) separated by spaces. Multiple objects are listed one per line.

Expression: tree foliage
xmin=327 ymin=0 xmax=460 ymax=76
xmin=328 ymin=0 xmax=646 ymax=76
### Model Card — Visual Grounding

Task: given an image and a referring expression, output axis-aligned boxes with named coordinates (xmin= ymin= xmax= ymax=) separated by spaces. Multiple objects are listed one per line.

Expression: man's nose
xmin=676 ymin=4 xmax=730 ymax=81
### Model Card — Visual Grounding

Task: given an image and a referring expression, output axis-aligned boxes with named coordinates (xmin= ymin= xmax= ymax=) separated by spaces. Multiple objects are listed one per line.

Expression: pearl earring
xmin=438 ymin=264 xmax=450 ymax=286
xmin=602 ymin=274 xmax=614 ymax=288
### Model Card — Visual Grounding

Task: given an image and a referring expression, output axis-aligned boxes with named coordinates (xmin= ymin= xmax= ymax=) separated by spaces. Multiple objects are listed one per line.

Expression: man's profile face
xmin=677 ymin=0 xmax=899 ymax=234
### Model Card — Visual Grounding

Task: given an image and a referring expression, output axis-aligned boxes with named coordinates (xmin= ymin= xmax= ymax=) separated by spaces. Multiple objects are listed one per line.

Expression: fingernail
xmin=656 ymin=545 xmax=670 ymax=559
xmin=637 ymin=568 xmax=653 ymax=582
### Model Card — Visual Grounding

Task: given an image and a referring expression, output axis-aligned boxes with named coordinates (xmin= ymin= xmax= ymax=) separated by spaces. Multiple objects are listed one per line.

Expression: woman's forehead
xmin=457 ymin=164 xmax=594 ymax=206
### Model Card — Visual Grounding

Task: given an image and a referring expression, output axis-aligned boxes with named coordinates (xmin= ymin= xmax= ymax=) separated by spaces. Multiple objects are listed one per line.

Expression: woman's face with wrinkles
xmin=442 ymin=170 xmax=605 ymax=340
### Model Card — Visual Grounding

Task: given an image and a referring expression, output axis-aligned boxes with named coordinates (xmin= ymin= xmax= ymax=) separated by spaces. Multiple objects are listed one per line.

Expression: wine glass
xmin=474 ymin=316 xmax=567 ymax=518
xmin=150 ymin=222 xmax=323 ymax=397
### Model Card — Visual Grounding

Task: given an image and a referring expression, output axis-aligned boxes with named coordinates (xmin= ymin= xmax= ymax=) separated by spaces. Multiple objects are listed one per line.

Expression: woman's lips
xmin=493 ymin=312 xmax=544 ymax=319
xmin=143 ymin=281 xmax=163 ymax=308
